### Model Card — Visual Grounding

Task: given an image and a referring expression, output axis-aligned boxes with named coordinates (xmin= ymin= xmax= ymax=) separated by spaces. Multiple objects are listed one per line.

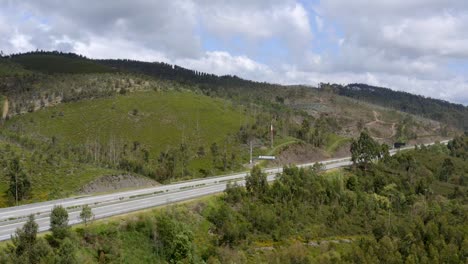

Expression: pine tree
xmin=79 ymin=205 xmax=93 ymax=226
xmin=439 ymin=158 xmax=454 ymax=182
xmin=245 ymin=165 xmax=268 ymax=197
xmin=7 ymin=157 xmax=31 ymax=204
xmin=50 ymin=206 xmax=70 ymax=240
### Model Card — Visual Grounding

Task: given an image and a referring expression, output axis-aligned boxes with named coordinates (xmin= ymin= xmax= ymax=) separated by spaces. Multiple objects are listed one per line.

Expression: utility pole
xmin=15 ymin=172 xmax=18 ymax=206
xmin=249 ymin=140 xmax=253 ymax=165
xmin=270 ymin=121 xmax=274 ymax=149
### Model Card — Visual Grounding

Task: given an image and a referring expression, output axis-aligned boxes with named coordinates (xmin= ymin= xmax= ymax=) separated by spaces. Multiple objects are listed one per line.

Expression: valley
xmin=0 ymin=52 xmax=465 ymax=263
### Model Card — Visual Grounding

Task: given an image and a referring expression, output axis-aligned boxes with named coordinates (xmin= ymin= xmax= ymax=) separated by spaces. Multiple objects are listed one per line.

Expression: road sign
xmin=258 ymin=155 xmax=276 ymax=160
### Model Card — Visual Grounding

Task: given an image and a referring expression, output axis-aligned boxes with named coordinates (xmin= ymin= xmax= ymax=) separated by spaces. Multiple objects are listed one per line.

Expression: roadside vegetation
xmin=1 ymin=134 xmax=466 ymax=263
xmin=0 ymin=139 xmax=119 ymax=206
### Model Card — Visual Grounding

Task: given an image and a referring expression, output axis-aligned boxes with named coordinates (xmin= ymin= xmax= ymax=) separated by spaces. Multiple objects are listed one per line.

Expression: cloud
xmin=315 ymin=16 xmax=324 ymax=32
xmin=200 ymin=1 xmax=308 ymax=38
xmin=1 ymin=0 xmax=468 ymax=105
xmin=275 ymin=67 xmax=468 ymax=105
xmin=197 ymin=0 xmax=313 ymax=62
xmin=12 ymin=0 xmax=202 ymax=59
xmin=317 ymin=1 xmax=468 ymax=63
xmin=176 ymin=51 xmax=274 ymax=81
xmin=299 ymin=0 xmax=468 ymax=104
xmin=73 ymin=36 xmax=170 ymax=62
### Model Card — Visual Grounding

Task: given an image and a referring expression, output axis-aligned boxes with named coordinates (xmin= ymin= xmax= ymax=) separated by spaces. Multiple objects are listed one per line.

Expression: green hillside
xmin=0 ymin=139 xmax=119 ymax=207
xmin=0 ymin=52 xmax=455 ymax=206
xmin=0 ymin=60 xmax=32 ymax=76
xmin=10 ymin=53 xmax=114 ymax=74
xmin=6 ymin=90 xmax=247 ymax=155
xmin=331 ymin=83 xmax=468 ymax=130
xmin=4 ymin=90 xmax=252 ymax=182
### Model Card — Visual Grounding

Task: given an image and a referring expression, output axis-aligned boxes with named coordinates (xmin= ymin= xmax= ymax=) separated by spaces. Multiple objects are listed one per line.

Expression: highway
xmin=0 ymin=140 xmax=449 ymax=241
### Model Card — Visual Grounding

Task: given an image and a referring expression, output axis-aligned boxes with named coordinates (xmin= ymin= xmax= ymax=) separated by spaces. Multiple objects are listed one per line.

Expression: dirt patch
xmin=2 ymin=97 xmax=8 ymax=119
xmin=78 ymin=174 xmax=159 ymax=194
xmin=271 ymin=143 xmax=329 ymax=166
xmin=332 ymin=142 xmax=352 ymax=158
xmin=365 ymin=110 xmax=397 ymax=139
xmin=367 ymin=122 xmax=395 ymax=139
xmin=408 ymin=136 xmax=449 ymax=146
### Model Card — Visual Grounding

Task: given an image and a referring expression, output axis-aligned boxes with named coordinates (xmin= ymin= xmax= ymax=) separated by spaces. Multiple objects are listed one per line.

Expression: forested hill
xmin=6 ymin=51 xmax=114 ymax=74
xmin=3 ymin=51 xmax=277 ymax=90
xmin=96 ymin=59 xmax=276 ymax=90
xmin=331 ymin=83 xmax=468 ymax=130
xmin=3 ymin=51 xmax=468 ymax=130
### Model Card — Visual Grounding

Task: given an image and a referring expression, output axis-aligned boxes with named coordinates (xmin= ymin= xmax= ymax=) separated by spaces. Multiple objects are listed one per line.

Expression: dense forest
xmin=1 ymin=134 xmax=466 ymax=263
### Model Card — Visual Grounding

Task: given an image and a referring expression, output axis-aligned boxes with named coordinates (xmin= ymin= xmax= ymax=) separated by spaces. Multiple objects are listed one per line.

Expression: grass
xmin=0 ymin=139 xmax=120 ymax=207
xmin=430 ymin=181 xmax=465 ymax=196
xmin=258 ymin=137 xmax=302 ymax=166
xmin=266 ymin=137 xmax=302 ymax=156
xmin=69 ymin=196 xmax=218 ymax=263
xmin=0 ymin=60 xmax=33 ymax=76
xmin=6 ymin=90 xmax=249 ymax=157
xmin=56 ymin=193 xmax=360 ymax=262
xmin=118 ymin=231 xmax=159 ymax=263
xmin=4 ymin=90 xmax=252 ymax=181
xmin=325 ymin=133 xmax=351 ymax=155
xmin=10 ymin=54 xmax=114 ymax=74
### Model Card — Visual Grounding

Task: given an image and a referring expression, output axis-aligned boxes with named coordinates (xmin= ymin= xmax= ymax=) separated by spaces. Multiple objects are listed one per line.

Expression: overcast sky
xmin=2 ymin=0 xmax=468 ymax=105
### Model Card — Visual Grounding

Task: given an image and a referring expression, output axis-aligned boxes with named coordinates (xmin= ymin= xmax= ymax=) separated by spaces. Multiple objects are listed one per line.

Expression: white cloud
xmin=9 ymin=32 xmax=34 ymax=52
xmin=176 ymin=51 xmax=274 ymax=81
xmin=15 ymin=0 xmax=203 ymax=59
xmin=273 ymin=67 xmax=468 ymax=105
xmin=1 ymin=0 xmax=468 ymax=104
xmin=318 ymin=0 xmax=468 ymax=61
xmin=199 ymin=1 xmax=313 ymax=55
xmin=380 ymin=13 xmax=468 ymax=58
xmin=73 ymin=37 xmax=170 ymax=62
xmin=315 ymin=16 xmax=324 ymax=32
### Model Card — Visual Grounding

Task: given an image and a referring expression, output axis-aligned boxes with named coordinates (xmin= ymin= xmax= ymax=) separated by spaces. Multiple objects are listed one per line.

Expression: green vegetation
xmin=333 ymin=83 xmax=468 ymax=131
xmin=2 ymin=136 xmax=465 ymax=263
xmin=0 ymin=96 xmax=4 ymax=118
xmin=2 ymin=209 xmax=76 ymax=263
xmin=2 ymin=215 xmax=48 ymax=263
xmin=350 ymin=131 xmax=389 ymax=170
xmin=79 ymin=205 xmax=93 ymax=226
xmin=50 ymin=206 xmax=70 ymax=241
xmin=325 ymin=133 xmax=351 ymax=154
xmin=265 ymin=137 xmax=301 ymax=156
xmin=6 ymin=90 xmax=246 ymax=158
xmin=6 ymin=156 xmax=31 ymax=204
xmin=4 ymin=90 xmax=252 ymax=181
xmin=0 ymin=139 xmax=119 ymax=206
xmin=447 ymin=133 xmax=468 ymax=160
xmin=10 ymin=52 xmax=113 ymax=74
xmin=0 ymin=51 xmax=456 ymax=207
xmin=0 ymin=52 xmax=465 ymax=263
xmin=0 ymin=61 xmax=32 ymax=77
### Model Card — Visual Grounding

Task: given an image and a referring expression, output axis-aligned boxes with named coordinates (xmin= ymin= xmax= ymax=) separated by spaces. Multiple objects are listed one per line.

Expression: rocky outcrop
xmin=78 ymin=174 xmax=159 ymax=194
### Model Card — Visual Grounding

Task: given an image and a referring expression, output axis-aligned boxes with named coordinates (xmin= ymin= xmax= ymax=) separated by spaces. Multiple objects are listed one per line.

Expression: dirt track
xmin=366 ymin=110 xmax=397 ymax=139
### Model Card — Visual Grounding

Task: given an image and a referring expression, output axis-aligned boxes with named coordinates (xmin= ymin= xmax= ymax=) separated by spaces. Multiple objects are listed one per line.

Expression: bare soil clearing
xmin=78 ymin=174 xmax=159 ymax=194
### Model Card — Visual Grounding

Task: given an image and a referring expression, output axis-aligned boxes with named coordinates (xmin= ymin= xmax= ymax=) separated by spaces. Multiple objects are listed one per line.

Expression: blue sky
xmin=2 ymin=0 xmax=468 ymax=105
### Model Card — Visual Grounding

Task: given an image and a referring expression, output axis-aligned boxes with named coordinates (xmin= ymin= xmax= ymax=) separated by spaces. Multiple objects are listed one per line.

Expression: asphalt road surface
xmin=0 ymin=140 xmax=449 ymax=241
